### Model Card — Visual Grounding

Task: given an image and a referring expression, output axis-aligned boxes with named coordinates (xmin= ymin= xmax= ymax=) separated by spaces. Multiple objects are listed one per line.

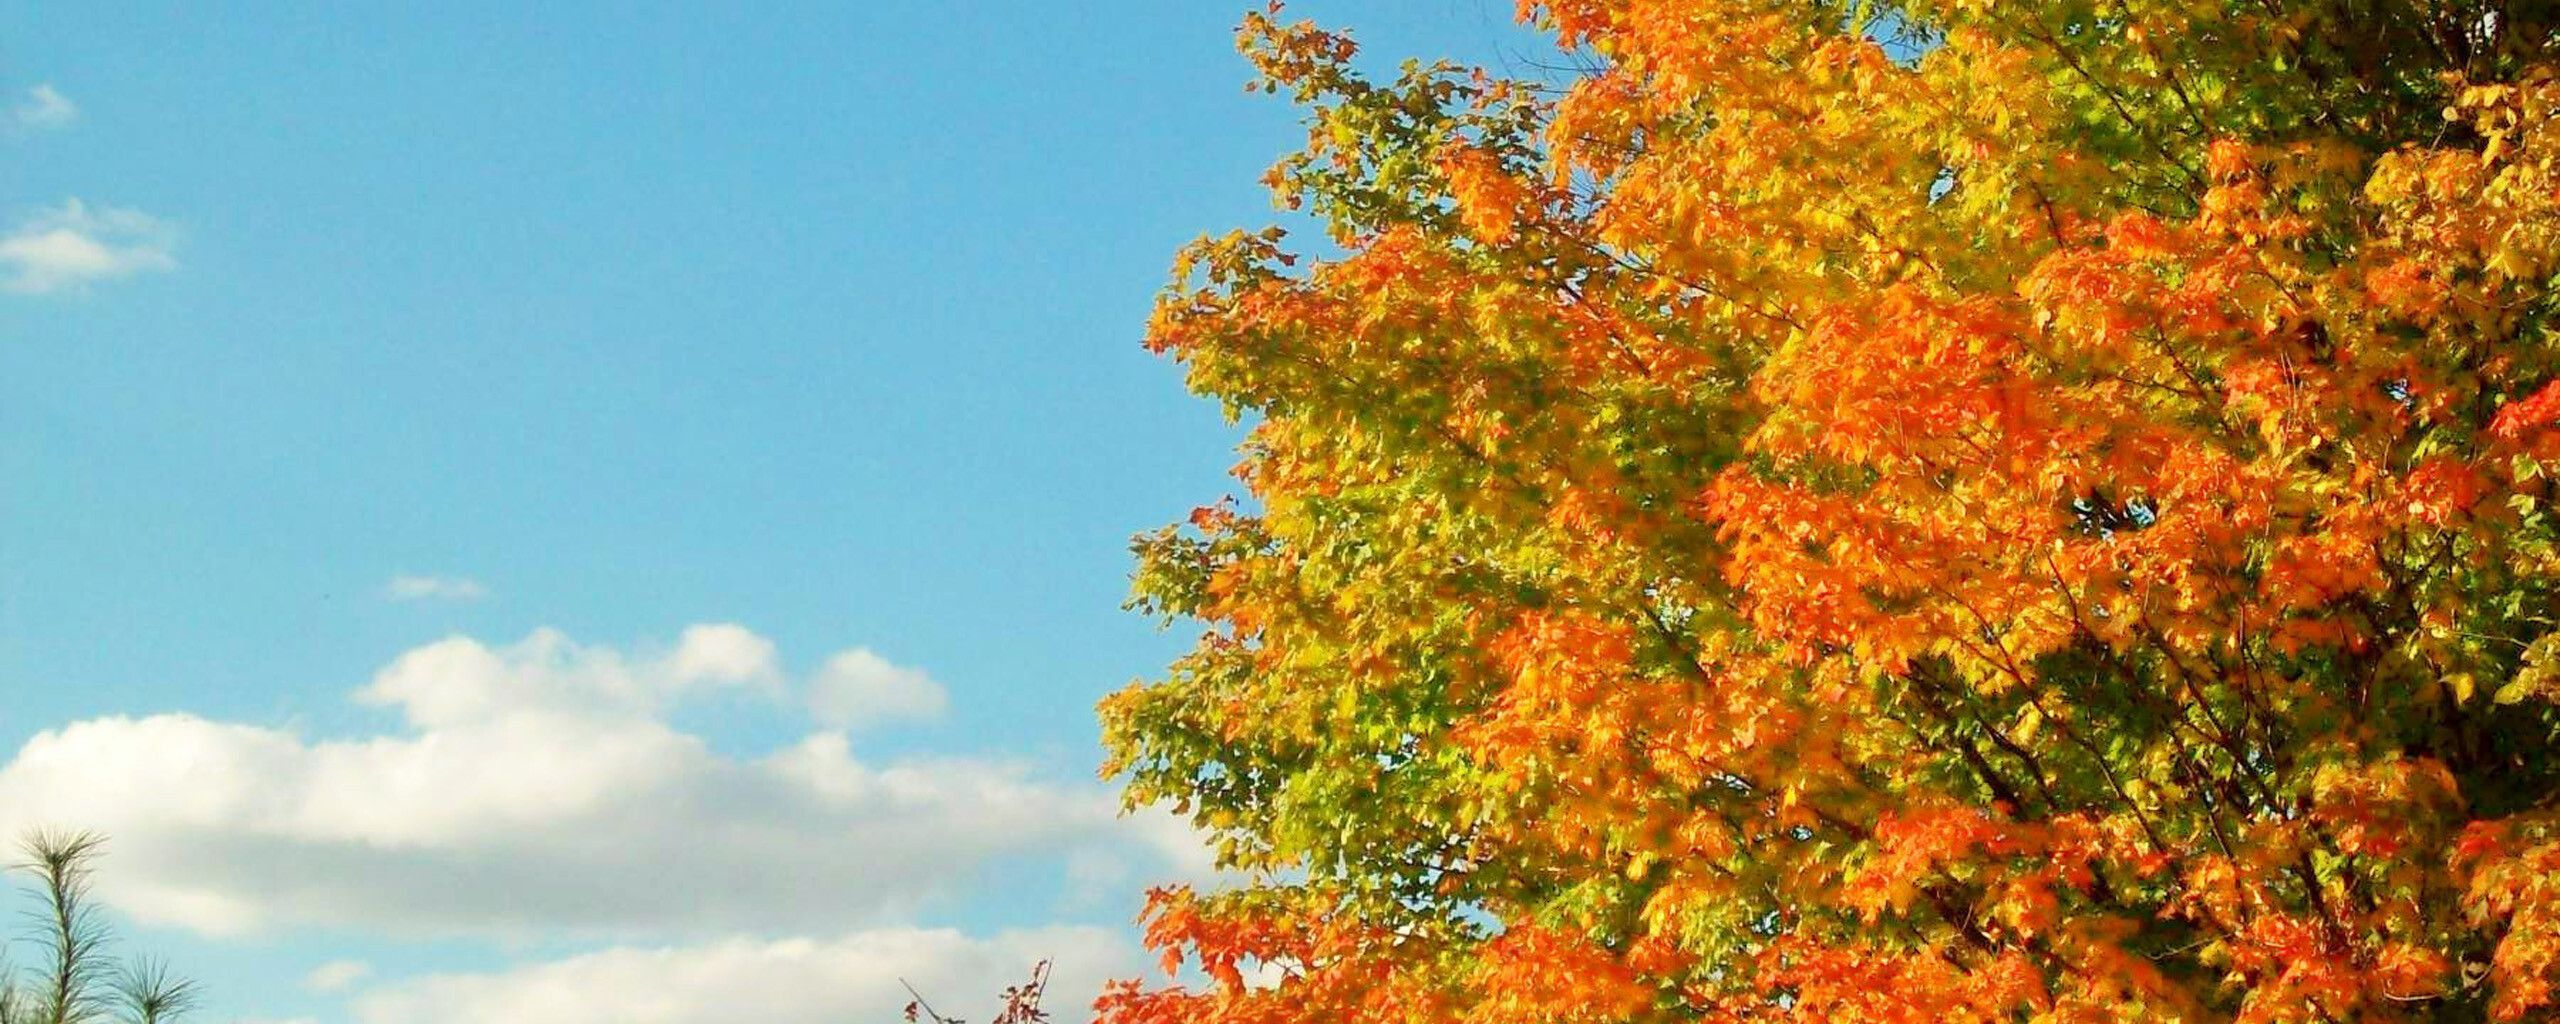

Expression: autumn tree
xmin=1100 ymin=3 xmax=2560 ymax=1022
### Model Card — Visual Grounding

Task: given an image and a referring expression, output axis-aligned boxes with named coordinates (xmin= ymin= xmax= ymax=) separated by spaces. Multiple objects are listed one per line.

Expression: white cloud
xmin=304 ymin=960 xmax=372 ymax=994
xmin=0 ymin=199 xmax=176 ymax=295
xmin=382 ymin=575 xmax=488 ymax=602
xmin=0 ymin=626 xmax=1199 ymax=939
xmin=806 ymin=648 xmax=946 ymax=729
xmin=353 ymin=926 xmax=1140 ymax=1024
xmin=664 ymin=623 xmax=780 ymax=689
xmin=9 ymin=84 xmax=76 ymax=131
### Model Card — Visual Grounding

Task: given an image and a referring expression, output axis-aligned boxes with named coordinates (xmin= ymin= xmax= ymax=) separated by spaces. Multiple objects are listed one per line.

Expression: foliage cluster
xmin=1103 ymin=3 xmax=2560 ymax=1022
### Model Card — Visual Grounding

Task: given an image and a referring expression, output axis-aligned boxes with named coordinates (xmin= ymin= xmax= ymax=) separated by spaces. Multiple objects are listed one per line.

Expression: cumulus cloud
xmin=663 ymin=623 xmax=781 ymax=690
xmin=10 ymin=84 xmax=76 ymax=131
xmin=352 ymin=926 xmax=1139 ymax=1024
xmin=806 ymin=648 xmax=947 ymax=729
xmin=1 ymin=199 xmax=176 ymax=294
xmin=0 ymin=626 xmax=1196 ymax=939
xmin=382 ymin=575 xmax=488 ymax=602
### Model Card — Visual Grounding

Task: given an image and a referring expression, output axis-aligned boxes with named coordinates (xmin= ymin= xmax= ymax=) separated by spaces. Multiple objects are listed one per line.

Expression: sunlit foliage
xmin=1103 ymin=3 xmax=2560 ymax=1021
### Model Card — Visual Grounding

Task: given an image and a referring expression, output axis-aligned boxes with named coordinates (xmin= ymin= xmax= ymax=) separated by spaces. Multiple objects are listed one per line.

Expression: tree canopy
xmin=1100 ymin=3 xmax=2560 ymax=1022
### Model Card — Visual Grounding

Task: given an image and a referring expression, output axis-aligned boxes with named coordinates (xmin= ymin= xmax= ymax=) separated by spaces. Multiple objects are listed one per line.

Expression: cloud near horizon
xmin=352 ymin=925 xmax=1141 ymax=1024
xmin=0 ymin=625 xmax=1208 ymax=940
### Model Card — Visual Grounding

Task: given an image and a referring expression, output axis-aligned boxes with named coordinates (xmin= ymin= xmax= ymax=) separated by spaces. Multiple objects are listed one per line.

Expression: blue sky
xmin=0 ymin=3 xmax=1538 ymax=1021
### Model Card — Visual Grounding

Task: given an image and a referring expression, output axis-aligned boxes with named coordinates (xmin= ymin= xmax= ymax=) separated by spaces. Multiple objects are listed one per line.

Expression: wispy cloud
xmin=9 ymin=84 xmax=77 ymax=132
xmin=303 ymin=960 xmax=372 ymax=994
xmin=0 ymin=199 xmax=176 ymax=295
xmin=381 ymin=575 xmax=489 ymax=602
